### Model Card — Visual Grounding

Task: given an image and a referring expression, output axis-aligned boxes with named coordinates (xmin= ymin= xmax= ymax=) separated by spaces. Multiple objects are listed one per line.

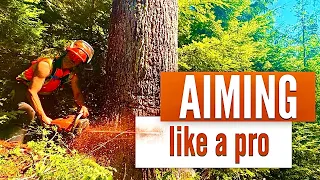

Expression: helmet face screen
xmin=70 ymin=40 xmax=94 ymax=63
xmin=68 ymin=50 xmax=83 ymax=64
xmin=67 ymin=47 xmax=88 ymax=63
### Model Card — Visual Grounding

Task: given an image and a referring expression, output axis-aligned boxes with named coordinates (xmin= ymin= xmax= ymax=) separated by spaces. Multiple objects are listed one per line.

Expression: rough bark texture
xmin=100 ymin=0 xmax=178 ymax=179
xmin=102 ymin=0 xmax=178 ymax=120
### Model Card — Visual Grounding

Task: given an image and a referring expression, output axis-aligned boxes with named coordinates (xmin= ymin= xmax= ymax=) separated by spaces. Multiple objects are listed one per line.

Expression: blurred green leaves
xmin=0 ymin=0 xmax=45 ymax=54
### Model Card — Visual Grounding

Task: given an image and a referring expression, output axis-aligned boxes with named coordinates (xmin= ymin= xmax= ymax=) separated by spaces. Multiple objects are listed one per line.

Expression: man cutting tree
xmin=16 ymin=40 xmax=94 ymax=126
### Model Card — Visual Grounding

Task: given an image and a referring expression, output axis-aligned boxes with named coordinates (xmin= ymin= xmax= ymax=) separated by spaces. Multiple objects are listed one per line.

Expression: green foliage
xmin=0 ymin=110 xmax=24 ymax=125
xmin=0 ymin=0 xmax=320 ymax=179
xmin=178 ymin=33 xmax=264 ymax=72
xmin=155 ymin=168 xmax=200 ymax=180
xmin=178 ymin=0 xmax=271 ymax=72
xmin=38 ymin=0 xmax=112 ymax=51
xmin=0 ymin=0 xmax=112 ymax=55
xmin=0 ymin=0 xmax=46 ymax=54
xmin=268 ymin=123 xmax=320 ymax=180
xmin=0 ymin=0 xmax=113 ymax=129
xmin=177 ymin=0 xmax=320 ymax=179
xmin=0 ymin=139 xmax=114 ymax=179
xmin=201 ymin=123 xmax=320 ymax=180
xmin=178 ymin=2 xmax=226 ymax=47
xmin=25 ymin=140 xmax=114 ymax=179
xmin=0 ymin=146 xmax=25 ymax=178
xmin=205 ymin=168 xmax=270 ymax=179
xmin=0 ymin=79 xmax=24 ymax=125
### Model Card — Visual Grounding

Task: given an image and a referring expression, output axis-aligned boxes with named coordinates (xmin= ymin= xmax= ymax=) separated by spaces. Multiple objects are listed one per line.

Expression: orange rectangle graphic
xmin=160 ymin=72 xmax=315 ymax=122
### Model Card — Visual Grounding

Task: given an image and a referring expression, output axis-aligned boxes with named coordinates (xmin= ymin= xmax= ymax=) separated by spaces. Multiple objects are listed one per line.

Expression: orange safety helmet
xmin=66 ymin=40 xmax=94 ymax=64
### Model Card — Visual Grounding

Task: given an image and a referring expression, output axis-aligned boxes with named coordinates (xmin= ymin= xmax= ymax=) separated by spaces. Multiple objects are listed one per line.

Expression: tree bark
xmin=100 ymin=0 xmax=178 ymax=179
xmin=102 ymin=0 xmax=178 ymax=121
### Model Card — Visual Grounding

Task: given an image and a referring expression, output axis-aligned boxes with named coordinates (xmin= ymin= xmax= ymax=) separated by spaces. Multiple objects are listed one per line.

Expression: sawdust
xmin=69 ymin=122 xmax=142 ymax=179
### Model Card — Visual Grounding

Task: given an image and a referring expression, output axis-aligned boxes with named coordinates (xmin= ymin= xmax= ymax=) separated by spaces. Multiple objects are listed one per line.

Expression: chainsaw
xmin=18 ymin=102 xmax=90 ymax=138
xmin=50 ymin=113 xmax=90 ymax=137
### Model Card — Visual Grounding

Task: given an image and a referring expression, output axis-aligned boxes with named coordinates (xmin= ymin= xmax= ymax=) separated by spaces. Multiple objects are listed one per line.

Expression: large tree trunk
xmin=100 ymin=0 xmax=178 ymax=179
xmin=102 ymin=0 xmax=178 ymax=121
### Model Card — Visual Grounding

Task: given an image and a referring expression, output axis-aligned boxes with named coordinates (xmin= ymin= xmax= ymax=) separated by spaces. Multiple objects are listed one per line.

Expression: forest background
xmin=0 ymin=0 xmax=320 ymax=179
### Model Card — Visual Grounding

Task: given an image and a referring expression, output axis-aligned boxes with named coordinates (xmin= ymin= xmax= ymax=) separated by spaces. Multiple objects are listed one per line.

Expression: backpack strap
xmin=49 ymin=53 xmax=66 ymax=80
xmin=49 ymin=53 xmax=74 ymax=84
xmin=60 ymin=72 xmax=74 ymax=84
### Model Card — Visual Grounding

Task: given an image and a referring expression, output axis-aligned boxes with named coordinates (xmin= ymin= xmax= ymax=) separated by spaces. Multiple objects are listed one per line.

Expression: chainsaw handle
xmin=70 ymin=112 xmax=84 ymax=133
xmin=76 ymin=113 xmax=83 ymax=121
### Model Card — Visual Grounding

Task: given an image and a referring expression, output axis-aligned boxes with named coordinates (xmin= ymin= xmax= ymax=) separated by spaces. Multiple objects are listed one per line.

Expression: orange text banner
xmin=160 ymin=72 xmax=315 ymax=122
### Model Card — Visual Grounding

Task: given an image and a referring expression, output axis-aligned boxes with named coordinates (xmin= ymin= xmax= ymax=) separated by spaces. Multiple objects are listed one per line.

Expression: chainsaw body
xmin=50 ymin=113 xmax=89 ymax=136
xmin=17 ymin=102 xmax=89 ymax=141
